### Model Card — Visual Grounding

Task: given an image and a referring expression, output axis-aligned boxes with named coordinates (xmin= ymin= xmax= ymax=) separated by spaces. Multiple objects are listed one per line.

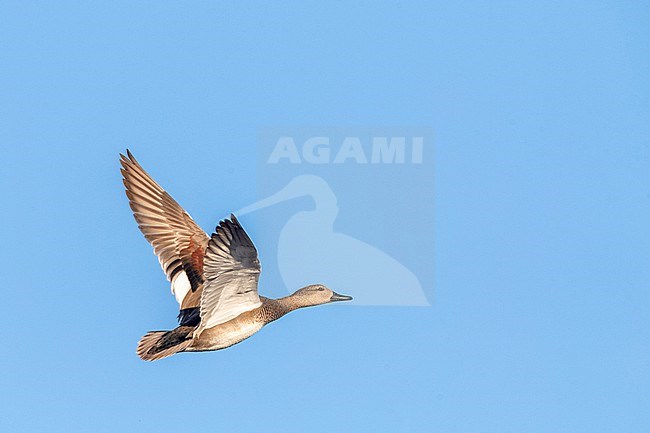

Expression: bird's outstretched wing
xmin=196 ymin=215 xmax=262 ymax=336
xmin=120 ymin=150 xmax=209 ymax=309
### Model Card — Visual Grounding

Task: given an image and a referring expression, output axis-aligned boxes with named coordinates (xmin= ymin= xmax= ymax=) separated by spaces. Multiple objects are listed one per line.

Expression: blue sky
xmin=1 ymin=1 xmax=649 ymax=432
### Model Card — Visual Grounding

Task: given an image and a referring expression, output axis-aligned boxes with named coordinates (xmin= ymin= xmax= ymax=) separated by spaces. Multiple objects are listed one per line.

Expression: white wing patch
xmin=199 ymin=277 xmax=262 ymax=331
xmin=171 ymin=271 xmax=191 ymax=305
xmin=200 ymin=301 xmax=261 ymax=331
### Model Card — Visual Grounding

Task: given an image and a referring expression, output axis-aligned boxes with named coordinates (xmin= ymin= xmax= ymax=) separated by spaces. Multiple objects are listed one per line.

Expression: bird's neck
xmin=261 ymin=296 xmax=303 ymax=323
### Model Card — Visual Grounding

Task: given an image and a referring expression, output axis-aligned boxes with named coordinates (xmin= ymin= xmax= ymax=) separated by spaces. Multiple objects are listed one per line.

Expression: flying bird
xmin=120 ymin=150 xmax=352 ymax=361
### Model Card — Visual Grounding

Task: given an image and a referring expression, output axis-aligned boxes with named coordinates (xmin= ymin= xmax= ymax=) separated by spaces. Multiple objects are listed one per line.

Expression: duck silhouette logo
xmin=238 ymin=174 xmax=430 ymax=306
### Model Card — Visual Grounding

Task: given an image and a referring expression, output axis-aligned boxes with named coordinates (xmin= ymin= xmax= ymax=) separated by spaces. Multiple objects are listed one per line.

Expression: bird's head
xmin=290 ymin=284 xmax=353 ymax=308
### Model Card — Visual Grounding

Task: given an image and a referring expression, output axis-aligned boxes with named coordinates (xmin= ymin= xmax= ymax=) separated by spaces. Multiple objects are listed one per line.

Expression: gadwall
xmin=120 ymin=150 xmax=352 ymax=361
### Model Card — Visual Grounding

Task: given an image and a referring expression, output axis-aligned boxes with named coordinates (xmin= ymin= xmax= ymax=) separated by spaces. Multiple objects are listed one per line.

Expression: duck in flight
xmin=120 ymin=150 xmax=352 ymax=361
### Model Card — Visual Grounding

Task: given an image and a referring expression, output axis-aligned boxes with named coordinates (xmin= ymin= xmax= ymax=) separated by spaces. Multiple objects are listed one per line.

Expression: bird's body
xmin=120 ymin=150 xmax=351 ymax=361
xmin=188 ymin=309 xmax=265 ymax=352
xmin=186 ymin=297 xmax=289 ymax=352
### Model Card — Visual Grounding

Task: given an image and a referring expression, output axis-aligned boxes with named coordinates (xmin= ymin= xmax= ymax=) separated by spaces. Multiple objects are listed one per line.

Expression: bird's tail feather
xmin=136 ymin=326 xmax=194 ymax=361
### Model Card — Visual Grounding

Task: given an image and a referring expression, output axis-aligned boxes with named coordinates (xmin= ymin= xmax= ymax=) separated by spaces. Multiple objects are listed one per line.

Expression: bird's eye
xmin=318 ymin=287 xmax=325 ymax=291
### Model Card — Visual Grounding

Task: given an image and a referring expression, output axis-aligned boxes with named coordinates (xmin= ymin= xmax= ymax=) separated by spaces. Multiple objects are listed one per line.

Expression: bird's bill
xmin=330 ymin=292 xmax=353 ymax=302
